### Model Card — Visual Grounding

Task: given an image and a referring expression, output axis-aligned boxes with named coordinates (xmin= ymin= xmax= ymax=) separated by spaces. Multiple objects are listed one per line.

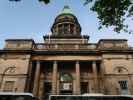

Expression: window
xmin=58 ymin=24 xmax=63 ymax=34
xmin=64 ymin=24 xmax=69 ymax=34
xmin=70 ymin=24 xmax=74 ymax=34
xmin=60 ymin=73 xmax=73 ymax=82
xmin=119 ymin=81 xmax=128 ymax=90
xmin=60 ymin=73 xmax=73 ymax=91
xmin=3 ymin=81 xmax=15 ymax=92
xmin=119 ymin=80 xmax=128 ymax=94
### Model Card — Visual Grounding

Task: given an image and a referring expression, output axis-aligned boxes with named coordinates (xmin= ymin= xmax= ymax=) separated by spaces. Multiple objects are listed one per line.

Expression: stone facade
xmin=0 ymin=5 xmax=133 ymax=100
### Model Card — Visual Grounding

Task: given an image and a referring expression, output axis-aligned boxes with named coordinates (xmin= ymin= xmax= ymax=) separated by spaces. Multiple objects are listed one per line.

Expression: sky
xmin=0 ymin=0 xmax=133 ymax=49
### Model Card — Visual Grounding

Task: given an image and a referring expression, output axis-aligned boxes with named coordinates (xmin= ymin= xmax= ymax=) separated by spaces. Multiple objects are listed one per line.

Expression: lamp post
xmin=0 ymin=66 xmax=16 ymax=91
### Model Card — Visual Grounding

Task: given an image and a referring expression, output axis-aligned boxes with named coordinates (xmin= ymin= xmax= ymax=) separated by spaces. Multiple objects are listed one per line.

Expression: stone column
xmin=73 ymin=26 xmax=76 ymax=35
xmin=56 ymin=72 xmax=60 ymax=95
xmin=75 ymin=61 xmax=80 ymax=94
xmin=38 ymin=73 xmax=45 ymax=100
xmin=25 ymin=61 xmax=32 ymax=92
xmin=100 ymin=61 xmax=105 ymax=93
xmin=68 ymin=24 xmax=71 ymax=33
xmin=92 ymin=61 xmax=98 ymax=93
xmin=33 ymin=61 xmax=41 ymax=96
xmin=52 ymin=61 xmax=58 ymax=94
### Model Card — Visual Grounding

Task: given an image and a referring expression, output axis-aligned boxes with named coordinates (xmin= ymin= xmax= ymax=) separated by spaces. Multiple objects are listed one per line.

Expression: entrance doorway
xmin=59 ymin=73 xmax=73 ymax=95
xmin=81 ymin=82 xmax=89 ymax=94
xmin=44 ymin=82 xmax=52 ymax=100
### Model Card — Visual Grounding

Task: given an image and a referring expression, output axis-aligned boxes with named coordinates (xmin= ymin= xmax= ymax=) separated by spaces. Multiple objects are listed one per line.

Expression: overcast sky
xmin=0 ymin=0 xmax=133 ymax=49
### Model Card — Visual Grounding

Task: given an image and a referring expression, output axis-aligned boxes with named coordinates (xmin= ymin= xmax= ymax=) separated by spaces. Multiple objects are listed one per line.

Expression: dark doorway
xmin=44 ymin=82 xmax=52 ymax=100
xmin=81 ymin=82 xmax=89 ymax=94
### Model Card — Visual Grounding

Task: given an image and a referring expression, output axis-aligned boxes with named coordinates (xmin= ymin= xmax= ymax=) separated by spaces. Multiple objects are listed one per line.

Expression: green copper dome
xmin=60 ymin=5 xmax=73 ymax=15
xmin=51 ymin=5 xmax=81 ymax=37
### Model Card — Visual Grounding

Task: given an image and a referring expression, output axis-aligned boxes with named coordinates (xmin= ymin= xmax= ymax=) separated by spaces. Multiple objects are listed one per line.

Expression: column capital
xmin=76 ymin=61 xmax=79 ymax=64
xmin=36 ymin=60 xmax=41 ymax=64
xmin=92 ymin=61 xmax=97 ymax=75
xmin=36 ymin=60 xmax=41 ymax=62
xmin=53 ymin=60 xmax=57 ymax=64
xmin=92 ymin=60 xmax=97 ymax=63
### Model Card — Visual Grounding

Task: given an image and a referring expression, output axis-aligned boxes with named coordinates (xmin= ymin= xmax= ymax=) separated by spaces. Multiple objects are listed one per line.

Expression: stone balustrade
xmin=34 ymin=43 xmax=97 ymax=50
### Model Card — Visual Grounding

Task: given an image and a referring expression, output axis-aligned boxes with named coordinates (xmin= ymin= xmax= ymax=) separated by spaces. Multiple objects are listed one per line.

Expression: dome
xmin=51 ymin=5 xmax=81 ymax=37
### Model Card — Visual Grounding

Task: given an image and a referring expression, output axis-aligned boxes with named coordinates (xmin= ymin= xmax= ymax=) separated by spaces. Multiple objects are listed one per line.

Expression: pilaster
xmin=92 ymin=61 xmax=98 ymax=93
xmin=33 ymin=61 xmax=41 ymax=96
xmin=52 ymin=61 xmax=58 ymax=94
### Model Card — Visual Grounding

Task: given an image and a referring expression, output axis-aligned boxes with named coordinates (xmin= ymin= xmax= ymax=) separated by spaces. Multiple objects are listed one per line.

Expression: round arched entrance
xmin=60 ymin=72 xmax=73 ymax=95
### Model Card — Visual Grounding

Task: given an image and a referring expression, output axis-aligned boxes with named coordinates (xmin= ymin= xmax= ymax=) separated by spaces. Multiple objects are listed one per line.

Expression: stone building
xmin=0 ymin=5 xmax=133 ymax=100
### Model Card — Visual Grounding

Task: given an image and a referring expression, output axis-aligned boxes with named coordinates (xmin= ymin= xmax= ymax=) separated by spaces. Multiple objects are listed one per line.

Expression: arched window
xmin=60 ymin=73 xmax=73 ymax=91
xmin=60 ymin=73 xmax=73 ymax=82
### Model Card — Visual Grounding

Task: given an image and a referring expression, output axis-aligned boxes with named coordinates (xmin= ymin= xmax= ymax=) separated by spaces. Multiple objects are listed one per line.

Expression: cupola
xmin=51 ymin=5 xmax=81 ymax=37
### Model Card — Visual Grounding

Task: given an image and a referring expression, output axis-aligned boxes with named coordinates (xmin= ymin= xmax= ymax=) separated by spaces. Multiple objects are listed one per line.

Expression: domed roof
xmin=51 ymin=5 xmax=81 ymax=37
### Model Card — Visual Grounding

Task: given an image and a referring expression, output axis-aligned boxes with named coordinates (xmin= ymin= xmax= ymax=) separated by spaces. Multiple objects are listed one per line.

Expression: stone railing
xmin=34 ymin=43 xmax=97 ymax=51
